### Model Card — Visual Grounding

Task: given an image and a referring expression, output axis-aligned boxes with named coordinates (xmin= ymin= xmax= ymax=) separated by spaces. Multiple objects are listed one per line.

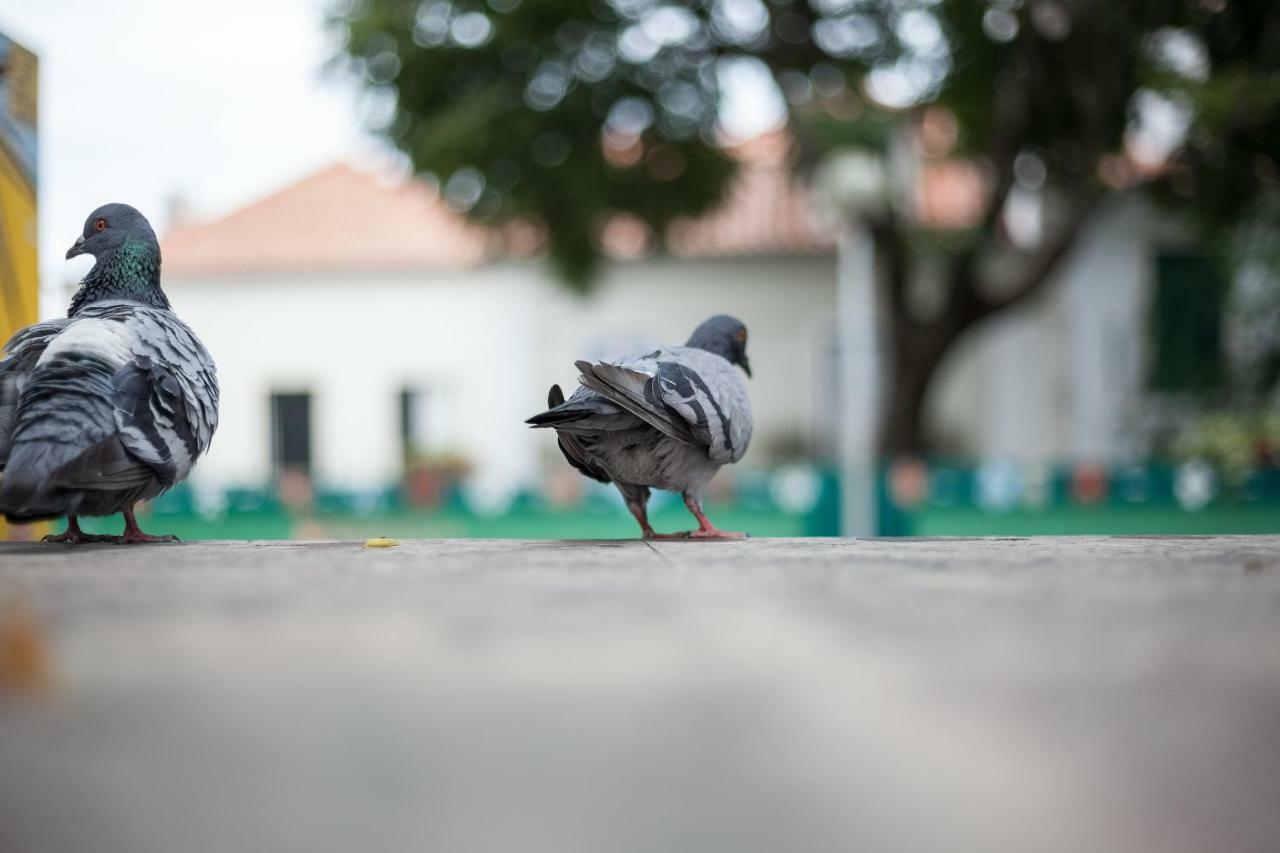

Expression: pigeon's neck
xmin=686 ymin=330 xmax=733 ymax=362
xmin=68 ymin=241 xmax=170 ymax=317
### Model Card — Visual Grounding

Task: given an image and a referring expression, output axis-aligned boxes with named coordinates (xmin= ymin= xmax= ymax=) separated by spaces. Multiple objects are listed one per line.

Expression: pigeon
xmin=527 ymin=315 xmax=753 ymax=540
xmin=0 ymin=203 xmax=218 ymax=543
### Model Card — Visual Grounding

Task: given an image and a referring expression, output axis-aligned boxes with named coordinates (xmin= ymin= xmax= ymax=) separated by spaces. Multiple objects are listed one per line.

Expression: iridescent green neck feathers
xmin=68 ymin=240 xmax=170 ymax=316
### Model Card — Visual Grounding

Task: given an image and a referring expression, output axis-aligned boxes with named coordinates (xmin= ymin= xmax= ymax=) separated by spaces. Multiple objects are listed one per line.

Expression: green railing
xmin=80 ymin=462 xmax=1280 ymax=540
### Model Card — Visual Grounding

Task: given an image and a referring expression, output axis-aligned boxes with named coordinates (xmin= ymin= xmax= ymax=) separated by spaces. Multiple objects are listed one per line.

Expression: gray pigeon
xmin=0 ymin=203 xmax=218 ymax=543
xmin=527 ymin=315 xmax=753 ymax=540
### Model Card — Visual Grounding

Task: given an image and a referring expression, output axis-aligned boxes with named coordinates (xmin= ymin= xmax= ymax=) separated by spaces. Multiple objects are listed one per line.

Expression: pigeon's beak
xmin=65 ymin=234 xmax=86 ymax=259
xmin=739 ymin=356 xmax=752 ymax=378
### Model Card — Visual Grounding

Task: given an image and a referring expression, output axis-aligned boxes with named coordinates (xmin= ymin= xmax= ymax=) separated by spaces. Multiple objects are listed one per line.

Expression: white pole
xmin=836 ymin=219 xmax=879 ymax=538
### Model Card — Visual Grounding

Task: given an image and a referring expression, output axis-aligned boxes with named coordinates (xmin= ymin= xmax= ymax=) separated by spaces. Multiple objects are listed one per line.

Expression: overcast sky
xmin=0 ymin=0 xmax=780 ymax=313
xmin=0 ymin=0 xmax=378 ymax=308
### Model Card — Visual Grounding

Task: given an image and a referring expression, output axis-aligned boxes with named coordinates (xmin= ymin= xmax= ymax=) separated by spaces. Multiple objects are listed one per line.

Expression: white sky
xmin=0 ymin=0 xmax=378 ymax=308
xmin=0 ymin=0 xmax=780 ymax=313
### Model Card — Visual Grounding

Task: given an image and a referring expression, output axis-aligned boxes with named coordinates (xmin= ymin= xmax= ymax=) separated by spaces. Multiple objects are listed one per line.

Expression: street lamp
xmin=813 ymin=150 xmax=888 ymax=538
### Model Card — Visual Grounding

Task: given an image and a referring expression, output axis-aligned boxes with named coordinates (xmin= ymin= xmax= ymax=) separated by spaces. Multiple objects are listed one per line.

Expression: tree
xmin=332 ymin=0 xmax=1280 ymax=454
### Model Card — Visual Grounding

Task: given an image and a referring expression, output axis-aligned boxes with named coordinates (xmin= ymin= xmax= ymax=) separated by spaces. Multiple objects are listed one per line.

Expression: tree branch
xmin=978 ymin=190 xmax=1103 ymax=317
xmin=869 ymin=213 xmax=910 ymax=320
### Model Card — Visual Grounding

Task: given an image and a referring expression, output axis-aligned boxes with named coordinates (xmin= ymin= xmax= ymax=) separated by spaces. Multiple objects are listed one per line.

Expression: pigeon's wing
xmin=0 ymin=315 xmax=156 ymax=510
xmin=14 ymin=305 xmax=219 ymax=493
xmin=576 ymin=347 xmax=752 ymax=465
xmin=109 ymin=306 xmax=219 ymax=486
xmin=674 ymin=348 xmax=752 ymax=465
xmin=0 ymin=319 xmax=72 ymax=468
xmin=574 ymin=359 xmax=703 ymax=448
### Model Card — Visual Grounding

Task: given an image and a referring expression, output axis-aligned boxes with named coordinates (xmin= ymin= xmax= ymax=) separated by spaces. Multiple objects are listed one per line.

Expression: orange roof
xmin=162 ymin=163 xmax=494 ymax=277
xmin=162 ymin=134 xmax=834 ymax=277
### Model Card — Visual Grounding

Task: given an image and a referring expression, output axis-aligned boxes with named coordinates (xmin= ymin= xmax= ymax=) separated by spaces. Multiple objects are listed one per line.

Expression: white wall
xmin=165 ymin=254 xmax=839 ymax=495
xmin=928 ymin=198 xmax=1153 ymax=462
xmin=161 ymin=207 xmax=1155 ymax=497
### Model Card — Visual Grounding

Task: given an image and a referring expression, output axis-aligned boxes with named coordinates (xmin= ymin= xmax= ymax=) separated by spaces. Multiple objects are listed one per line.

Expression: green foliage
xmin=331 ymin=0 xmax=1280 ymax=294
xmin=1175 ymin=411 xmax=1280 ymax=481
xmin=332 ymin=0 xmax=737 ymax=289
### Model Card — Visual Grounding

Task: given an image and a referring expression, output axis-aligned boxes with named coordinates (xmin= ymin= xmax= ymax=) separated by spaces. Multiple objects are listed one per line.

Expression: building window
xmin=400 ymin=387 xmax=436 ymax=464
xmin=270 ymin=392 xmax=312 ymax=475
xmin=1149 ymin=252 xmax=1228 ymax=394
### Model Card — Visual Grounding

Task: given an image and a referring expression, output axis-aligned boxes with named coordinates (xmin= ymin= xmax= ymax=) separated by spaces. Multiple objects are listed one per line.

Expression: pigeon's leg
xmin=118 ymin=506 xmax=180 ymax=544
xmin=683 ymin=494 xmax=747 ymax=541
xmin=42 ymin=516 xmax=117 ymax=544
xmin=627 ymin=500 xmax=689 ymax=541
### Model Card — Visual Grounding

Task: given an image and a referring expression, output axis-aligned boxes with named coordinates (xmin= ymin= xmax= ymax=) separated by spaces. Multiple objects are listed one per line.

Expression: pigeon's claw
xmin=117 ymin=531 xmax=180 ymax=545
xmin=41 ymin=517 xmax=116 ymax=544
xmin=42 ymin=530 xmax=117 ymax=545
xmin=688 ymin=528 xmax=748 ymax=541
xmin=643 ymin=530 xmax=692 ymax=541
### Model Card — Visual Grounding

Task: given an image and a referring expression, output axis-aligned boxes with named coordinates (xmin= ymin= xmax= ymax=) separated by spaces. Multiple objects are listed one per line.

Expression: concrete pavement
xmin=1 ymin=536 xmax=1278 ymax=852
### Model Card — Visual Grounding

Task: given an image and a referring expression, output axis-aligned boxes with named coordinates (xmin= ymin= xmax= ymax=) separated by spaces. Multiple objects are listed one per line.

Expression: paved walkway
xmin=1 ymin=536 xmax=1278 ymax=853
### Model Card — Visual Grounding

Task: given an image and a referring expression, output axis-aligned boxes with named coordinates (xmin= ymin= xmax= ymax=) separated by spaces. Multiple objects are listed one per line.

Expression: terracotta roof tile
xmin=163 ymin=163 xmax=494 ymax=277
xmin=162 ymin=133 xmax=840 ymax=276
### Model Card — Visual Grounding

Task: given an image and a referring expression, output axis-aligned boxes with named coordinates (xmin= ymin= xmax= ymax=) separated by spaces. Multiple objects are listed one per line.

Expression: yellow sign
xmin=0 ymin=33 xmax=39 ymax=540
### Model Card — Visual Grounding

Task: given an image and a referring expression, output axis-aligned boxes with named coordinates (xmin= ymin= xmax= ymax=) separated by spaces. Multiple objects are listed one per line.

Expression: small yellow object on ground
xmin=364 ymin=537 xmax=400 ymax=549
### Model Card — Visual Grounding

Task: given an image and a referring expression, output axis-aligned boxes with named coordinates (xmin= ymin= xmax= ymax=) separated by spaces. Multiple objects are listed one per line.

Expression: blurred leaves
xmin=332 ymin=1 xmax=1280 ymax=290
xmin=1175 ymin=411 xmax=1280 ymax=482
xmin=331 ymin=0 xmax=739 ymax=288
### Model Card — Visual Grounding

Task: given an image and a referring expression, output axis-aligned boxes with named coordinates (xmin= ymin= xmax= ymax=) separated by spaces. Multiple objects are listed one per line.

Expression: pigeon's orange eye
xmin=736 ymin=329 xmax=747 ymax=343
xmin=93 ymin=218 xmax=107 ymax=232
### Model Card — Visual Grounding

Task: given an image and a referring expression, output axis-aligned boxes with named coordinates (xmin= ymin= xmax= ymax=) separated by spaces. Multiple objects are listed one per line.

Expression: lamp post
xmin=814 ymin=151 xmax=888 ymax=538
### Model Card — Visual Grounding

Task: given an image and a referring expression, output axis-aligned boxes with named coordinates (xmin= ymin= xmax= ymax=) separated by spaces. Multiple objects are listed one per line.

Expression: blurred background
xmin=1 ymin=0 xmax=1278 ymax=539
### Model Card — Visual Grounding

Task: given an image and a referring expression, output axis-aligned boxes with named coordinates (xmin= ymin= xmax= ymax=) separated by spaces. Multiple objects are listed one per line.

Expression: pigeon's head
xmin=688 ymin=315 xmax=751 ymax=377
xmin=66 ymin=203 xmax=158 ymax=260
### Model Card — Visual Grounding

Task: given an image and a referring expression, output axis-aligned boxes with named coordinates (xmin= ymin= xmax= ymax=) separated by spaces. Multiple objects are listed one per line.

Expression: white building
xmin=155 ymin=138 xmax=835 ymax=502
xmin=130 ymin=135 xmax=1190 ymax=501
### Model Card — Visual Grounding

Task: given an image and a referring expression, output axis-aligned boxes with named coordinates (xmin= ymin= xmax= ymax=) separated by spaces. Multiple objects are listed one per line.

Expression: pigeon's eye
xmin=93 ymin=218 xmax=107 ymax=233
xmin=736 ymin=329 xmax=747 ymax=343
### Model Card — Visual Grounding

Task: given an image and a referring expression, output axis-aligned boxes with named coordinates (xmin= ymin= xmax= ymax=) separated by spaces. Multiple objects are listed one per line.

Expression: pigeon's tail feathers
xmin=526 ymin=384 xmax=614 ymax=484
xmin=574 ymin=361 xmax=701 ymax=448
xmin=526 ymin=385 xmax=639 ymax=432
xmin=526 ymin=384 xmax=574 ymax=427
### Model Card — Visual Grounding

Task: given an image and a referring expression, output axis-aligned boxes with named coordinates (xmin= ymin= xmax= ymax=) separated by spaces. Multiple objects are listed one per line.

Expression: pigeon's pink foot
xmin=627 ymin=501 xmax=691 ymax=541
xmin=681 ymin=493 xmax=748 ymax=541
xmin=42 ymin=518 xmax=116 ymax=544
xmin=117 ymin=507 xmax=180 ymax=545
xmin=688 ymin=528 xmax=748 ymax=541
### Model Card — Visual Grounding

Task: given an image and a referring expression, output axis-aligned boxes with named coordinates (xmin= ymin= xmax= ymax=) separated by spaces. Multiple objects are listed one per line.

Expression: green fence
xmin=73 ymin=462 xmax=1280 ymax=540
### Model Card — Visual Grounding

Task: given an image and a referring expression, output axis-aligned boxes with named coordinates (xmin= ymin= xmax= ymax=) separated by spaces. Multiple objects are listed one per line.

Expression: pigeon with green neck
xmin=0 ymin=204 xmax=219 ymax=543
